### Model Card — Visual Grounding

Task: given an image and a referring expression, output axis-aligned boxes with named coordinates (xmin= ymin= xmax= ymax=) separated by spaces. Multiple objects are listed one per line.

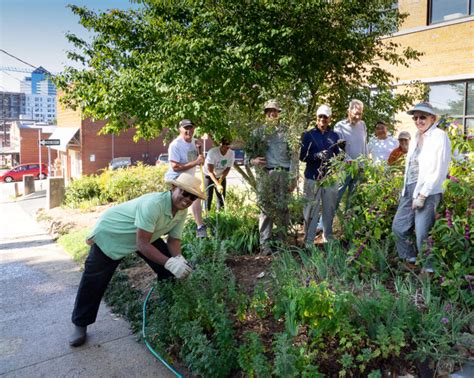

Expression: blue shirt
xmin=299 ymin=127 xmax=341 ymax=180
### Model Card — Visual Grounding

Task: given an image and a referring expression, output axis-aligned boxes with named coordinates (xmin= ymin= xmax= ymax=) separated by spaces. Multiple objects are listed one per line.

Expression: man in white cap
xmin=388 ymin=131 xmax=411 ymax=166
xmin=300 ymin=105 xmax=343 ymax=247
xmin=334 ymin=99 xmax=368 ymax=209
xmin=165 ymin=119 xmax=207 ymax=237
xmin=69 ymin=173 xmax=206 ymax=347
xmin=249 ymin=99 xmax=296 ymax=255
xmin=367 ymin=121 xmax=398 ymax=164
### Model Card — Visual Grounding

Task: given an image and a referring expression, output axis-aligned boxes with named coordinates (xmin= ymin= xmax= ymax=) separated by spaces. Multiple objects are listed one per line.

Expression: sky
xmin=0 ymin=0 xmax=139 ymax=92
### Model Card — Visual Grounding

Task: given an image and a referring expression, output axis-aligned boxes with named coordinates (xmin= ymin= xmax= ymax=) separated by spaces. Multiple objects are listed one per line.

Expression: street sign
xmin=39 ymin=139 xmax=60 ymax=146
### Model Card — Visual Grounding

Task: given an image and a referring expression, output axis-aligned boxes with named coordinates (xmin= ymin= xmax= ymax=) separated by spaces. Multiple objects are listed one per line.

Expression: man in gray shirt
xmin=334 ymin=99 xmax=368 ymax=209
xmin=250 ymin=99 xmax=295 ymax=255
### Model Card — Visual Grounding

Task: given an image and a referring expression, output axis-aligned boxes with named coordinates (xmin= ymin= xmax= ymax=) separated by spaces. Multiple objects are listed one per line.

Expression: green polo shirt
xmin=88 ymin=191 xmax=187 ymax=260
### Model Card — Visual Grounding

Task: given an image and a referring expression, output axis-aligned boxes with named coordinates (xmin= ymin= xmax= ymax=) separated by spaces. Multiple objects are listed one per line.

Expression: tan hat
xmin=165 ymin=173 xmax=207 ymax=200
xmin=264 ymin=99 xmax=281 ymax=112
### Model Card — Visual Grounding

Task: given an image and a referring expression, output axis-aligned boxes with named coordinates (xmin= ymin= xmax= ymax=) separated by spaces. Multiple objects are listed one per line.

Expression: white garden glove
xmin=164 ymin=256 xmax=193 ymax=279
xmin=216 ymin=183 xmax=224 ymax=194
xmin=412 ymin=195 xmax=426 ymax=210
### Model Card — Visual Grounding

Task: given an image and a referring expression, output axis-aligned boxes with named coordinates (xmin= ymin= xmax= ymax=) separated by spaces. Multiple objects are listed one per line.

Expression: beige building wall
xmin=56 ymin=90 xmax=82 ymax=128
xmin=380 ymin=1 xmax=474 ymax=135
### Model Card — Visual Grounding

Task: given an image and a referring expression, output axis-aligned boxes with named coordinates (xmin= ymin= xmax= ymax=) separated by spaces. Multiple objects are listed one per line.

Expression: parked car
xmin=109 ymin=157 xmax=132 ymax=170
xmin=155 ymin=153 xmax=169 ymax=165
xmin=233 ymin=149 xmax=245 ymax=165
xmin=0 ymin=163 xmax=48 ymax=183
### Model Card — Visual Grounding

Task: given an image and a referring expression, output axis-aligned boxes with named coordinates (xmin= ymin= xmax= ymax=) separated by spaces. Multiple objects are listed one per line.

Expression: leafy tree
xmin=56 ymin=0 xmax=423 ymax=146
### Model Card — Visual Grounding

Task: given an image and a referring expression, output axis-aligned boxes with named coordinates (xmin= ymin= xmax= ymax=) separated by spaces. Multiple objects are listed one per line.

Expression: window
xmin=429 ymin=80 xmax=474 ymax=134
xmin=430 ymin=0 xmax=473 ymax=24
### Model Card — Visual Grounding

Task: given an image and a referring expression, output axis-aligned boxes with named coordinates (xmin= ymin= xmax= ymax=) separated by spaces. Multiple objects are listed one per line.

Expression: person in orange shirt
xmin=388 ymin=131 xmax=411 ymax=166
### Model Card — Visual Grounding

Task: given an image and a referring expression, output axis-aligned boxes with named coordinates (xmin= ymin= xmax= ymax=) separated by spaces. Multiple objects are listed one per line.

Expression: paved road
xmin=0 ymin=188 xmax=175 ymax=377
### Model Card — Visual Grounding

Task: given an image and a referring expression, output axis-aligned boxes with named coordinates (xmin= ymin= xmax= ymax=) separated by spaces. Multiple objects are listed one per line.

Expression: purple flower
xmin=449 ymin=175 xmax=460 ymax=183
xmin=439 ymin=276 xmax=445 ymax=284
xmin=465 ymin=275 xmax=474 ymax=282
xmin=444 ymin=303 xmax=452 ymax=312
xmin=441 ymin=317 xmax=449 ymax=324
xmin=465 ymin=224 xmax=470 ymax=241
xmin=445 ymin=209 xmax=453 ymax=228
xmin=467 ymin=135 xmax=473 ymax=140
xmin=354 ymin=242 xmax=366 ymax=259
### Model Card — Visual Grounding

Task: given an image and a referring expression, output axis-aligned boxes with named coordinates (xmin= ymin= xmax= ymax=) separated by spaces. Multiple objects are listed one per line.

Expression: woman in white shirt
xmin=392 ymin=102 xmax=451 ymax=273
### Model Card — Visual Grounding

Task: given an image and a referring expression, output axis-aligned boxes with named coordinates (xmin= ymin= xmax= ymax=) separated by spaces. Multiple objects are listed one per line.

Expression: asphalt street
xmin=0 ymin=184 xmax=174 ymax=377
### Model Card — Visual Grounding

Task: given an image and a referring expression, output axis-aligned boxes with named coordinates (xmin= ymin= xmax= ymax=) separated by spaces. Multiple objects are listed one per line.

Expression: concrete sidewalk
xmin=0 ymin=195 xmax=174 ymax=377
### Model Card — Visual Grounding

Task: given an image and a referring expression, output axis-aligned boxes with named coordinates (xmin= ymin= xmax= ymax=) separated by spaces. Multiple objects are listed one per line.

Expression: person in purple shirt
xmin=300 ymin=105 xmax=343 ymax=247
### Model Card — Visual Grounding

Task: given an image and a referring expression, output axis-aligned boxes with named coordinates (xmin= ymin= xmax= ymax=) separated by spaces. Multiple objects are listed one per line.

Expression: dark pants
xmin=71 ymin=238 xmax=173 ymax=327
xmin=204 ymin=175 xmax=227 ymax=211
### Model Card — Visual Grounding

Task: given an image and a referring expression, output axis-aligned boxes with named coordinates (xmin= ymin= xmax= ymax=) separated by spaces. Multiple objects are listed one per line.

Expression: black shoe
xmin=69 ymin=325 xmax=87 ymax=347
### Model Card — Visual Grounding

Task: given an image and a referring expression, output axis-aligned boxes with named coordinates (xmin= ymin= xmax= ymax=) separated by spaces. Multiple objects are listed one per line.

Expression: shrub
xmin=64 ymin=175 xmax=101 ymax=208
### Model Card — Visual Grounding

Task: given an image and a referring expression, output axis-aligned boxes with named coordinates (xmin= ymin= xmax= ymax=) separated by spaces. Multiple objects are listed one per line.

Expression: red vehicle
xmin=0 ymin=163 xmax=48 ymax=183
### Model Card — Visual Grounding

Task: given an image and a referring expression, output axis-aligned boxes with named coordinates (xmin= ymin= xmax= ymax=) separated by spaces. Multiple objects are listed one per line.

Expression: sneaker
xmin=196 ymin=225 xmax=208 ymax=238
xmin=69 ymin=325 xmax=87 ymax=347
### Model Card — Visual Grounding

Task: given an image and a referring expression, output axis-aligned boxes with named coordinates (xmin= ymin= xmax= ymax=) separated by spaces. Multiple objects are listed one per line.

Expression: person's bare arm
xmin=170 ymin=155 xmax=204 ymax=172
xmin=166 ymin=236 xmax=182 ymax=257
xmin=136 ymin=228 xmax=169 ymax=265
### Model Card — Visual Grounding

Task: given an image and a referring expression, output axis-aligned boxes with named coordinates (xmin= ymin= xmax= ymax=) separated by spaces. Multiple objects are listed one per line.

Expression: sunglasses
xmin=412 ymin=115 xmax=427 ymax=121
xmin=180 ymin=189 xmax=198 ymax=201
xmin=317 ymin=115 xmax=329 ymax=119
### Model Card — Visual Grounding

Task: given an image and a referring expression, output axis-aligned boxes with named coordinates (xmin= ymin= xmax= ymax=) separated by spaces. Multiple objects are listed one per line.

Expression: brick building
xmin=381 ymin=0 xmax=474 ymax=135
xmin=49 ymin=95 xmax=198 ymax=180
xmin=9 ymin=121 xmax=58 ymax=168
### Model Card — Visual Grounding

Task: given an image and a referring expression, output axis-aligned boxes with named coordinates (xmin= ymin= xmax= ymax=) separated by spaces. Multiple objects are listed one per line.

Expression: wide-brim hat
xmin=165 ymin=173 xmax=207 ymax=200
xmin=407 ymin=102 xmax=437 ymax=116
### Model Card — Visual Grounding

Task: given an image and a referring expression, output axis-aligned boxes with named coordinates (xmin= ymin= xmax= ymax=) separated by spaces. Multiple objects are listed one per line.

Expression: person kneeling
xmin=69 ymin=173 xmax=206 ymax=347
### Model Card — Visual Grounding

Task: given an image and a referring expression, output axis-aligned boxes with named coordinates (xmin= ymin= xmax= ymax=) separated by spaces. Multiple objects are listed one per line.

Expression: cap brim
xmin=407 ymin=107 xmax=436 ymax=116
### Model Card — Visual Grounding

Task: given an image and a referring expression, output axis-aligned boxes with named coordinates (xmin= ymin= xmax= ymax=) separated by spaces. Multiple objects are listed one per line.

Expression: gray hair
xmin=348 ymin=99 xmax=364 ymax=112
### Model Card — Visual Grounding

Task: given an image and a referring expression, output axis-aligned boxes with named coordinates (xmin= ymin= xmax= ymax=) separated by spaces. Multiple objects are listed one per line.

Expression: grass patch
xmin=57 ymin=228 xmax=90 ymax=264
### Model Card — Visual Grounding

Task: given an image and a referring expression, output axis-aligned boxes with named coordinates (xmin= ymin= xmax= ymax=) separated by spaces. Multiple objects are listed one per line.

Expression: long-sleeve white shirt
xmin=402 ymin=126 xmax=451 ymax=198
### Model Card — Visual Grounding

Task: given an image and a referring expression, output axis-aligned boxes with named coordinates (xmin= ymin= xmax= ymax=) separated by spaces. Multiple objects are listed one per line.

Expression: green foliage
xmin=57 ymin=228 xmax=90 ymax=263
xmin=64 ymin=175 xmax=101 ymax=207
xmin=428 ymin=129 xmax=474 ymax=307
xmin=57 ymin=0 xmax=422 ymax=142
xmin=99 ymin=163 xmax=168 ymax=203
xmin=146 ymin=241 xmax=242 ymax=377
xmin=237 ymin=332 xmax=272 ymax=378
xmin=63 ymin=163 xmax=168 ymax=207
xmin=104 ymin=269 xmax=144 ymax=332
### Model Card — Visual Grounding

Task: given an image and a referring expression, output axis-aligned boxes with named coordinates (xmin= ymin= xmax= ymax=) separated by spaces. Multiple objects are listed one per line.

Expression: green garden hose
xmin=142 ymin=285 xmax=183 ymax=378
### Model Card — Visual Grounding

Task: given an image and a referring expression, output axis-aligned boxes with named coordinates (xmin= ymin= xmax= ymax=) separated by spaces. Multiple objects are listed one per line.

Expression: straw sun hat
xmin=166 ymin=173 xmax=207 ymax=200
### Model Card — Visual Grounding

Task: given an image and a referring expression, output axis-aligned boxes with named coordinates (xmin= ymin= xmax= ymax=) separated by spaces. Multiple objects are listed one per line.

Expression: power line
xmin=0 ymin=49 xmax=38 ymax=70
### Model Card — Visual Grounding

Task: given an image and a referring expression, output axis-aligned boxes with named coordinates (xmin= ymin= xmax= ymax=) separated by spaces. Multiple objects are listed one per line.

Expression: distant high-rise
xmin=18 ymin=66 xmax=57 ymax=124
xmin=20 ymin=67 xmax=56 ymax=96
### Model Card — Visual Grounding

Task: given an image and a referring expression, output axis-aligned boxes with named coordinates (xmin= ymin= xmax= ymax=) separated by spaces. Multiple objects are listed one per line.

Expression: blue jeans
xmin=392 ymin=183 xmax=441 ymax=263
